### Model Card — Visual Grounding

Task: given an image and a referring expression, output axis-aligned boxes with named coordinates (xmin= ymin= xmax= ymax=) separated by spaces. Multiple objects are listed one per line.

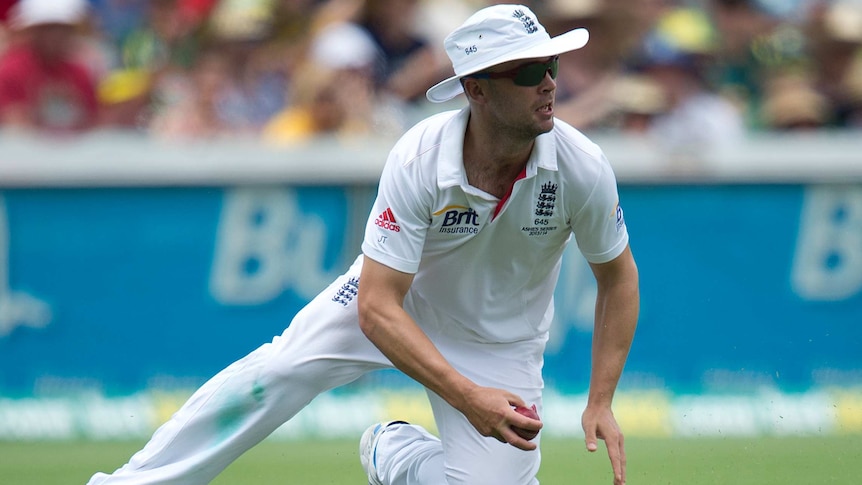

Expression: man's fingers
xmin=618 ymin=435 xmax=627 ymax=484
xmin=582 ymin=407 xmax=626 ymax=483
xmin=583 ymin=424 xmax=599 ymax=452
xmin=504 ymin=391 xmax=526 ymax=409
xmin=508 ymin=408 xmax=542 ymax=432
xmin=499 ymin=425 xmax=538 ymax=451
xmin=605 ymin=435 xmax=626 ymax=485
xmin=465 ymin=388 xmax=541 ymax=451
xmin=497 ymin=406 xmax=541 ymax=451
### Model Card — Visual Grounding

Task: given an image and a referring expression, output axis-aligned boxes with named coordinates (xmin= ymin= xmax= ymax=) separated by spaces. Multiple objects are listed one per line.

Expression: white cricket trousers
xmin=87 ymin=258 xmax=544 ymax=484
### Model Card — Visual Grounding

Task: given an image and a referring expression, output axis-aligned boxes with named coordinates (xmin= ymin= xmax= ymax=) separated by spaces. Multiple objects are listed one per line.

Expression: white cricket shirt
xmin=361 ymin=108 xmax=628 ymax=344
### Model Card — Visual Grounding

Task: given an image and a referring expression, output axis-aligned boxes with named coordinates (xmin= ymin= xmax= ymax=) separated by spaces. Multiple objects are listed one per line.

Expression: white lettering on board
xmin=209 ymin=188 xmax=337 ymax=304
xmin=792 ymin=185 xmax=862 ymax=301
xmin=0 ymin=195 xmax=52 ymax=336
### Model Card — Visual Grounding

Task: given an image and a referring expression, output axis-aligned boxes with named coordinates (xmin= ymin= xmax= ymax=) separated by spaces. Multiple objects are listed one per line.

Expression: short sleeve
xmin=571 ymin=159 xmax=629 ymax=264
xmin=361 ymin=149 xmax=432 ymax=274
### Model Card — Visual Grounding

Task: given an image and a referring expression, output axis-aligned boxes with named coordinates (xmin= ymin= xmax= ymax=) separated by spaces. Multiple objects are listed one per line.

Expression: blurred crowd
xmin=0 ymin=0 xmax=860 ymax=150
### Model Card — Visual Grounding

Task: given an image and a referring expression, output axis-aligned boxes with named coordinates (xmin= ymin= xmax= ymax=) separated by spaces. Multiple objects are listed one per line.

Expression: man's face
xmin=475 ymin=56 xmax=558 ymax=139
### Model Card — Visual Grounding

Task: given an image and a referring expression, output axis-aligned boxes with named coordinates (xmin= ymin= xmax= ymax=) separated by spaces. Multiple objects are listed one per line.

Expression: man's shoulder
xmin=550 ymin=117 xmax=604 ymax=162
xmin=399 ymin=109 xmax=461 ymax=142
xmin=388 ymin=109 xmax=461 ymax=163
xmin=547 ymin=118 xmax=613 ymax=186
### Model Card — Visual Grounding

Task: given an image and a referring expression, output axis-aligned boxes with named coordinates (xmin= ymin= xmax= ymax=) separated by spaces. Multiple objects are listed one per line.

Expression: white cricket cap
xmin=425 ymin=4 xmax=589 ymax=103
xmin=10 ymin=0 xmax=88 ymax=30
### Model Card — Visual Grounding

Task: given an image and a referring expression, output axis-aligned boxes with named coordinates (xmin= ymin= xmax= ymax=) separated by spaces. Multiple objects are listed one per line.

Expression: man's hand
xmin=582 ymin=405 xmax=626 ymax=485
xmin=458 ymin=386 xmax=542 ymax=451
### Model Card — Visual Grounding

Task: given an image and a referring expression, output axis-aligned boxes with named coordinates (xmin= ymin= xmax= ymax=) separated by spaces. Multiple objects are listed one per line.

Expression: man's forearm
xmin=588 ymin=256 xmax=639 ymax=407
xmin=360 ymin=303 xmax=477 ymax=409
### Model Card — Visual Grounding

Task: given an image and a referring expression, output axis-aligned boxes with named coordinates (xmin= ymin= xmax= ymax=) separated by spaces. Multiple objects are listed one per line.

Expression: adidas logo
xmin=374 ymin=208 xmax=401 ymax=232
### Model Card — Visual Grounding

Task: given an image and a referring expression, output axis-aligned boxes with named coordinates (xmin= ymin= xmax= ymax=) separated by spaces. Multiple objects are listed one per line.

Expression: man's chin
xmin=537 ymin=118 xmax=555 ymax=135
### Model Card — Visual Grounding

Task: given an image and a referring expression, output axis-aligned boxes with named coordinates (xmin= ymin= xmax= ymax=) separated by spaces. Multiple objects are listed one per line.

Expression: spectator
xmin=630 ymin=7 xmax=746 ymax=153
xmin=607 ymin=73 xmax=669 ymax=134
xmin=148 ymin=49 xmax=234 ymax=139
xmin=0 ymin=0 xmax=99 ymax=134
xmin=355 ymin=0 xmax=448 ymax=103
xmin=265 ymin=0 xmax=332 ymax=79
xmin=261 ymin=60 xmax=368 ymax=144
xmin=86 ymin=0 xmax=148 ymax=46
xmin=262 ymin=21 xmax=402 ymax=144
xmin=96 ymin=65 xmax=152 ymax=129
xmin=119 ymin=0 xmax=201 ymax=73
xmin=840 ymin=48 xmax=862 ymax=127
xmin=114 ymin=0 xmax=203 ymax=129
xmin=543 ymin=0 xmax=658 ymax=131
xmin=806 ymin=0 xmax=862 ymax=127
xmin=145 ymin=0 xmax=343 ymax=138
xmin=707 ymin=0 xmax=786 ymax=128
xmin=81 ymin=0 xmax=197 ymax=131
xmin=760 ymin=71 xmax=833 ymax=130
xmin=201 ymin=0 xmax=287 ymax=132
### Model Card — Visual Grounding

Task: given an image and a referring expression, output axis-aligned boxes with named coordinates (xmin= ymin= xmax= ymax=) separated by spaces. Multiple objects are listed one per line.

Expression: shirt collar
xmin=437 ymin=107 xmax=559 ymax=190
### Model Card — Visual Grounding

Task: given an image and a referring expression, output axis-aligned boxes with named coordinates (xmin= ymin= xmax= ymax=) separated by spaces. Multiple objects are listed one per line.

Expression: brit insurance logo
xmin=522 ymin=181 xmax=558 ymax=236
xmin=434 ymin=205 xmax=480 ymax=234
xmin=375 ymin=207 xmax=401 ymax=232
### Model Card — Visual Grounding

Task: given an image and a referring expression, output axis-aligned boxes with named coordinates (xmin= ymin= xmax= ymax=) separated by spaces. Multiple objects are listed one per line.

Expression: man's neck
xmin=462 ymin=117 xmax=534 ymax=198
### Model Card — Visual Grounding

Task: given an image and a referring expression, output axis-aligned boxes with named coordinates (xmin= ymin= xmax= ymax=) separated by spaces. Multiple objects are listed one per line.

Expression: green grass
xmin=3 ymin=435 xmax=860 ymax=484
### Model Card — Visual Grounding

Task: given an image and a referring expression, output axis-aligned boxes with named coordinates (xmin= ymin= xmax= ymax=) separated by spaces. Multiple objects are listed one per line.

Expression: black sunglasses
xmin=470 ymin=56 xmax=559 ymax=87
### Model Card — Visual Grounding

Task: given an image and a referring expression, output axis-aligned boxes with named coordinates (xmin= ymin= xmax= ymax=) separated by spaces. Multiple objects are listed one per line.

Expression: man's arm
xmin=357 ymin=255 xmax=542 ymax=450
xmin=582 ymin=244 xmax=639 ymax=485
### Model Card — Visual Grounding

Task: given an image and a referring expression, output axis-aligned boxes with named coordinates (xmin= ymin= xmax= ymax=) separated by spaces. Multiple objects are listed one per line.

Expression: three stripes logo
xmin=375 ymin=208 xmax=401 ymax=232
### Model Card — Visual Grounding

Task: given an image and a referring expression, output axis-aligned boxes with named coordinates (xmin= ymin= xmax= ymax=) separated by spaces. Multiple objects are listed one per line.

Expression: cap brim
xmin=426 ymin=28 xmax=589 ymax=103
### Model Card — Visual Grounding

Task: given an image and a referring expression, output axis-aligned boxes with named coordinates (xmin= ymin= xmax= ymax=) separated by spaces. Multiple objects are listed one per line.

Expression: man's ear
xmin=461 ymin=78 xmax=488 ymax=103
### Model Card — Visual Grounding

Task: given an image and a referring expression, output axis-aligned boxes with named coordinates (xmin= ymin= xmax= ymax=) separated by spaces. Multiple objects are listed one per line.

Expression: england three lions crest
xmin=535 ymin=181 xmax=557 ymax=217
xmin=522 ymin=181 xmax=559 ymax=237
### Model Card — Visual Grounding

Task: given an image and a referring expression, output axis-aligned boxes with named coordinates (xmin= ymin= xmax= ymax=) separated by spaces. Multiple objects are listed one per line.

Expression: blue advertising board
xmin=0 ymin=184 xmax=860 ymax=397
xmin=547 ymin=184 xmax=862 ymax=393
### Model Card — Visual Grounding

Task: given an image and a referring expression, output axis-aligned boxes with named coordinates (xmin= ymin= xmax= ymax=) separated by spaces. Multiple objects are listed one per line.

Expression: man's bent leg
xmin=429 ymin=334 xmax=545 ymax=485
xmin=89 ymin=268 xmax=389 ymax=484
xmin=367 ymin=391 xmax=542 ymax=485
xmin=366 ymin=422 xmax=446 ymax=485
xmin=427 ymin=390 xmax=542 ymax=485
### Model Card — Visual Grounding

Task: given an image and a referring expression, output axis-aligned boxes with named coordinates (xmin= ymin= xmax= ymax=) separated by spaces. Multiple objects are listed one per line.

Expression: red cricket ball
xmin=511 ymin=404 xmax=541 ymax=441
